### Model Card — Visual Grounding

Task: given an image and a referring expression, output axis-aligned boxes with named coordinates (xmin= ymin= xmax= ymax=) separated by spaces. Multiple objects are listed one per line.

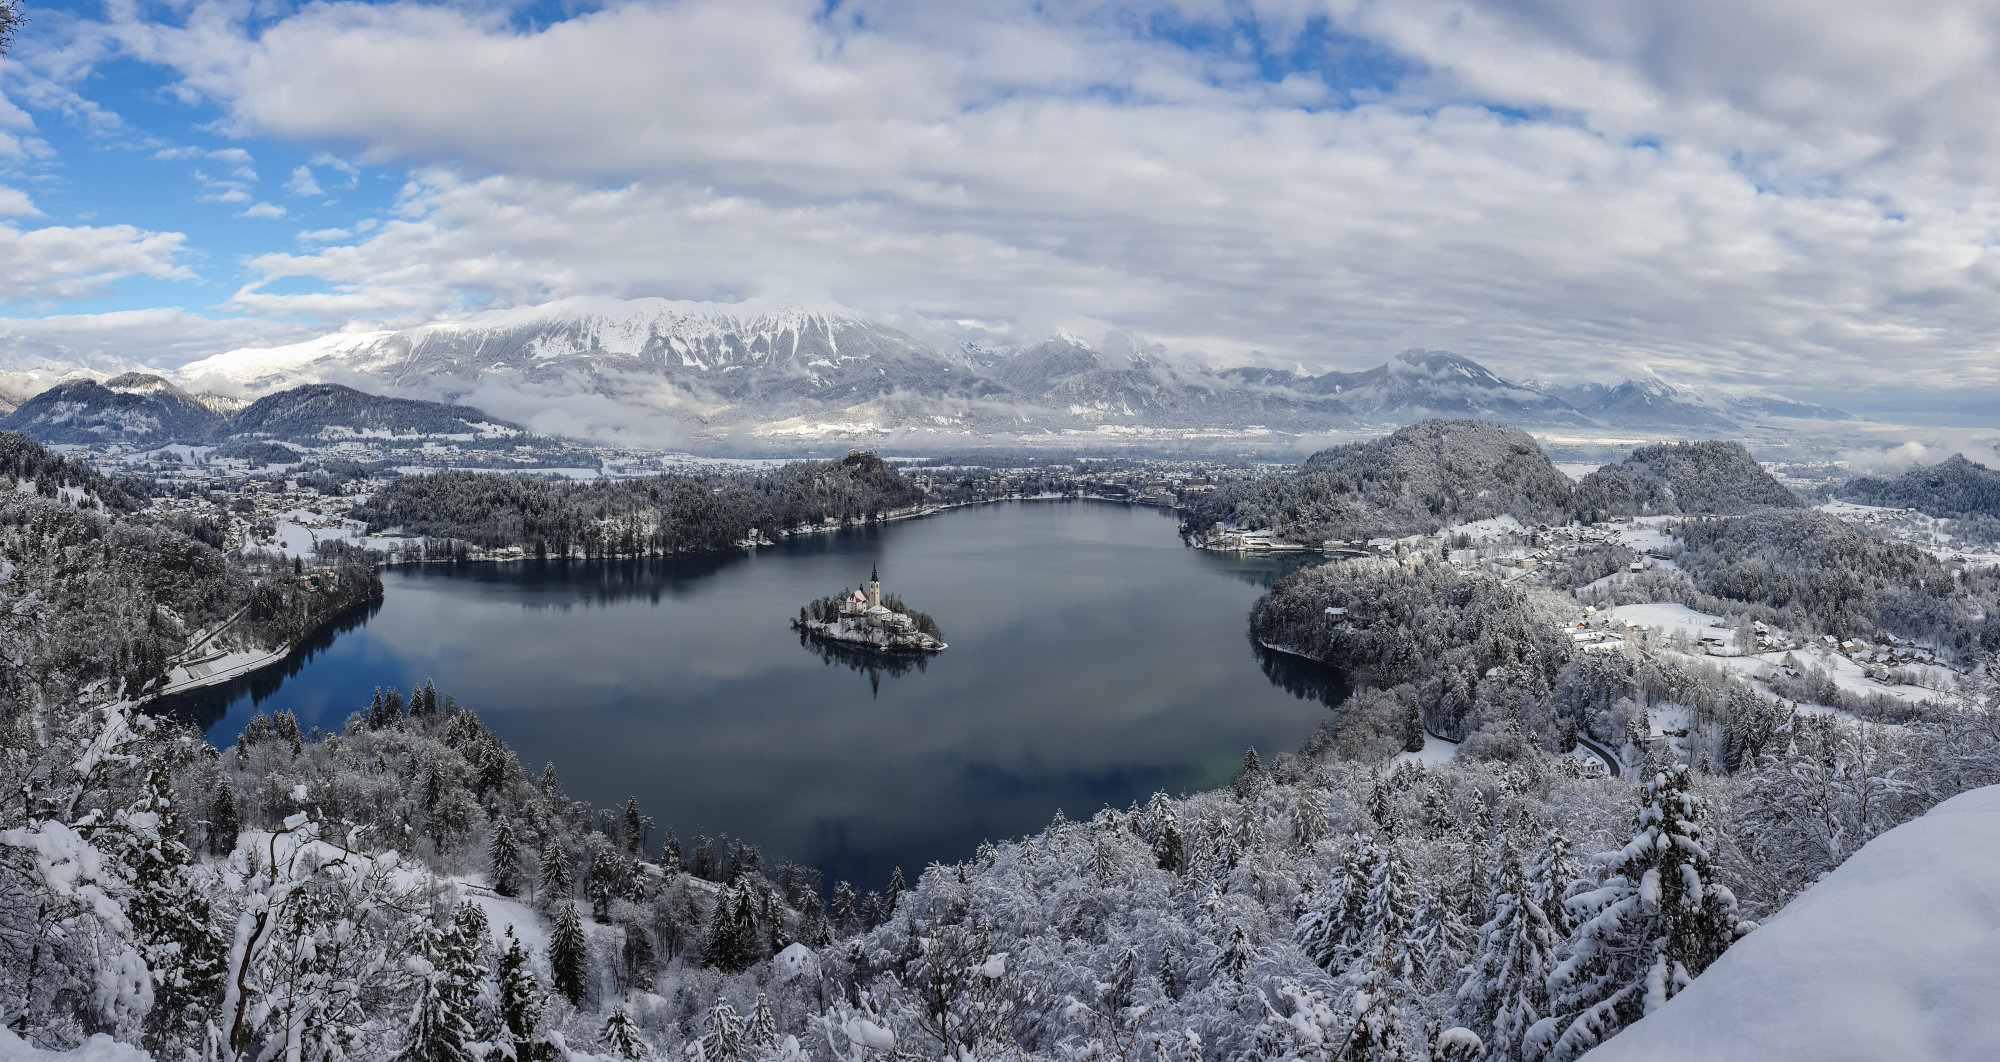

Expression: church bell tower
xmin=869 ymin=564 xmax=881 ymax=609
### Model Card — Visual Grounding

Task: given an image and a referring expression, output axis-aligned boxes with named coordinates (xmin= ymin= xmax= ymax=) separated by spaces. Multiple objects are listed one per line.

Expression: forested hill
xmin=0 ymin=379 xmax=528 ymax=447
xmin=1837 ymin=453 xmax=2000 ymax=517
xmin=0 ymin=429 xmax=142 ymax=512
xmin=1179 ymin=419 xmax=1575 ymax=545
xmin=1573 ymin=441 xmax=1798 ymax=521
xmin=226 ymin=382 xmax=525 ymax=442
xmin=1670 ymin=510 xmax=1995 ymax=660
xmin=0 ymin=431 xmax=379 ymax=703
xmin=351 ymin=450 xmax=926 ymax=556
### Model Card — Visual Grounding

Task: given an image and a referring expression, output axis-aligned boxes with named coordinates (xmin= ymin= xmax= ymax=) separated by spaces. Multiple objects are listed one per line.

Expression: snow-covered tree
xmin=393 ymin=914 xmax=476 ymax=1062
xmin=496 ymin=927 xmax=546 ymax=1059
xmin=548 ymin=901 xmax=589 ymax=1008
xmin=1532 ymin=765 xmax=1746 ymax=1061
xmin=488 ymin=816 xmax=525 ymax=897
xmin=747 ymin=990 xmax=779 ymax=1049
xmin=1454 ymin=845 xmax=1559 ymax=1062
xmin=1296 ymin=833 xmax=1377 ymax=976
xmin=537 ymin=833 xmax=571 ymax=907
xmin=603 ymin=1003 xmax=649 ymax=1059
xmin=703 ymin=998 xmax=745 ymax=1062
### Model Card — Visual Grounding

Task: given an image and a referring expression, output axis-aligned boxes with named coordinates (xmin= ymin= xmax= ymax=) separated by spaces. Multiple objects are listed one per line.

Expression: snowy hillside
xmin=1586 ymin=784 xmax=2000 ymax=1062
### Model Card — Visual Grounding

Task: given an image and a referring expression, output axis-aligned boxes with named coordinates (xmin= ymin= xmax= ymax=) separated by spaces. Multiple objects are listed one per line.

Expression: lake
xmin=161 ymin=500 xmax=1349 ymax=890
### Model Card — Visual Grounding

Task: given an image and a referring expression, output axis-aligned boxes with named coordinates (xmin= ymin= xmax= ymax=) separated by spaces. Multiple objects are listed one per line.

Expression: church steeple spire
xmin=868 ymin=564 xmax=881 ymax=609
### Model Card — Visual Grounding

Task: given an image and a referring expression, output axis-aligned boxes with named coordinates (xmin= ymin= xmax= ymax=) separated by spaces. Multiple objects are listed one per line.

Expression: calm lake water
xmin=161 ymin=501 xmax=1349 ymax=888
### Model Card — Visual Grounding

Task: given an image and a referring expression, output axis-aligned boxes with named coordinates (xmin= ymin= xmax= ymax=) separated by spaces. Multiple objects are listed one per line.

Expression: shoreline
xmin=375 ymin=493 xmax=1174 ymax=568
xmin=140 ymin=589 xmax=383 ymax=706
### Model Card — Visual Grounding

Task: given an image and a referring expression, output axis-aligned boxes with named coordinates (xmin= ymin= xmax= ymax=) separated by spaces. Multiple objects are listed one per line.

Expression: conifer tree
xmin=703 ymin=999 xmax=745 ymax=1062
xmin=1533 ymin=765 xmax=1745 ymax=1062
xmin=731 ymin=886 xmax=763 ymax=966
xmin=832 ymin=880 xmax=861 ymax=936
xmin=538 ymin=833 xmax=572 ymax=906
xmin=1296 ymin=833 xmax=1377 ymax=975
xmin=1454 ymin=846 xmax=1559 ymax=1062
xmin=441 ymin=902 xmax=491 ymax=1032
xmin=622 ymin=797 xmax=650 ymax=856
xmin=1403 ymin=701 xmax=1427 ymax=754
xmin=1528 ymin=826 xmax=1580 ymax=940
xmin=489 ymin=817 xmax=525 ymax=897
xmin=126 ymin=767 xmax=228 ymax=1054
xmin=1346 ymin=938 xmax=1418 ymax=1062
xmin=549 ymin=901 xmax=590 ymax=1008
xmin=497 ymin=928 xmax=546 ymax=1058
xmin=395 ymin=919 xmax=476 ymax=1062
xmin=602 ymin=1004 xmax=649 ymax=1060
xmin=1366 ymin=777 xmax=1397 ymax=832
xmin=658 ymin=825 xmax=683 ymax=875
xmin=1143 ymin=792 xmax=1185 ymax=871
xmin=702 ymin=882 xmax=746 ymax=971
xmin=886 ymin=866 xmax=906 ymax=916
xmin=207 ymin=772 xmax=240 ymax=856
xmin=796 ymin=889 xmax=833 ymax=947
xmin=1212 ymin=923 xmax=1255 ymax=983
xmin=747 ymin=991 xmax=778 ymax=1049
xmin=1362 ymin=835 xmax=1420 ymax=987
xmin=1292 ymin=788 xmax=1330 ymax=850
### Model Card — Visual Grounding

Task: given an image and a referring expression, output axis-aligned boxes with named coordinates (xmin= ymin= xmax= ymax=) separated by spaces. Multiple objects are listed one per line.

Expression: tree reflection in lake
xmin=159 ymin=501 xmax=1351 ymax=888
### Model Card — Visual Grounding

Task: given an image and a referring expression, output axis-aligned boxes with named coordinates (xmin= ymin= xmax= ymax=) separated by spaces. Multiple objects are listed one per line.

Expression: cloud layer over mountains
xmin=4 ymin=1 xmax=2000 ymax=414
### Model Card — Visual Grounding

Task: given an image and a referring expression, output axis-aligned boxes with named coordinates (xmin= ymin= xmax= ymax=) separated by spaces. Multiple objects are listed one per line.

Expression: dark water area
xmin=157 ymin=501 xmax=1350 ymax=889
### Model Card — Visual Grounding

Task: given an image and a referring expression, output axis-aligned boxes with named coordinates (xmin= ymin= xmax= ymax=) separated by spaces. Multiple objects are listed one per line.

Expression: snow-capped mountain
xmin=1548 ymin=376 xmax=1849 ymax=430
xmin=137 ymin=299 xmax=1858 ymax=443
xmin=177 ymin=298 xmax=996 ymax=417
xmin=1 ymin=374 xmax=225 ymax=446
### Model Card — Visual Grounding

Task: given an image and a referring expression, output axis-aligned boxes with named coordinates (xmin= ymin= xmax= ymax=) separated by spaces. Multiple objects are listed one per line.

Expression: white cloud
xmin=0 ymin=308 xmax=316 ymax=373
xmin=238 ymin=201 xmax=286 ymax=219
xmin=285 ymin=164 xmax=322 ymax=197
xmin=0 ymin=222 xmax=192 ymax=300
xmin=35 ymin=0 xmax=2000 ymax=406
xmin=0 ymin=187 xmax=40 ymax=217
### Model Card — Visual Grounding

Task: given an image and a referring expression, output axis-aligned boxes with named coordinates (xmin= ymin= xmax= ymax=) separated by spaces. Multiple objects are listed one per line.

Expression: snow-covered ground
xmin=1586 ymin=784 xmax=2000 ymax=1061
xmin=1394 ymin=732 xmax=1459 ymax=768
xmin=1603 ymin=603 xmax=1733 ymax=646
xmin=0 ymin=1030 xmax=148 ymax=1061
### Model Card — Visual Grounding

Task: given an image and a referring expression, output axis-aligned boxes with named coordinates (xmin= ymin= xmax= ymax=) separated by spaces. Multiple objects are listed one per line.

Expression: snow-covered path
xmin=1585 ymin=784 xmax=2000 ymax=1061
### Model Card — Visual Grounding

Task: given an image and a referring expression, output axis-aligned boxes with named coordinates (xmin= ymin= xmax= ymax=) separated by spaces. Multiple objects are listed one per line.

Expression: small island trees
xmin=793 ymin=564 xmax=947 ymax=653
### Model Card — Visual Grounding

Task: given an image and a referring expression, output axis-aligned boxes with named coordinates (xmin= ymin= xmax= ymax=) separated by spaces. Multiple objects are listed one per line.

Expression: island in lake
xmin=795 ymin=564 xmax=948 ymax=652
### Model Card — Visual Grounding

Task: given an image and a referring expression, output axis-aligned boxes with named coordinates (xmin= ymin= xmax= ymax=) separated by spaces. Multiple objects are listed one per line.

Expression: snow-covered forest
xmin=8 ymin=421 xmax=2000 ymax=1060
xmin=349 ymin=451 xmax=927 ymax=558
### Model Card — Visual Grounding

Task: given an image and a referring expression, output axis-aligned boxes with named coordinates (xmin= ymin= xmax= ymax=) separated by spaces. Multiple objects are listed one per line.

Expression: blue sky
xmin=4 ymin=0 xmax=2000 ymax=414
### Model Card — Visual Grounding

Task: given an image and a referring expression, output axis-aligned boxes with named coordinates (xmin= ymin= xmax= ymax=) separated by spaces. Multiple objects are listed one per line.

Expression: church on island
xmin=794 ymin=565 xmax=947 ymax=653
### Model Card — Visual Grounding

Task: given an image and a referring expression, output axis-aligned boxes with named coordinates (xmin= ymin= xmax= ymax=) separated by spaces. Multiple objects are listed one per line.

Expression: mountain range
xmin=17 ymin=298 xmax=1851 ymax=446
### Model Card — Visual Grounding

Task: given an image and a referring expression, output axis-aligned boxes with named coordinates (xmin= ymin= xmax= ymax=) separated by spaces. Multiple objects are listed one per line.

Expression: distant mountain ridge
xmin=154 ymin=298 xmax=1849 ymax=442
xmin=0 ymin=378 xmax=523 ymax=448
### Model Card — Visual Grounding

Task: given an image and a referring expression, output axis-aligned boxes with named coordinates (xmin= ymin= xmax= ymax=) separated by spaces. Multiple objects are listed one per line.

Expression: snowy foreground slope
xmin=1587 ymin=784 xmax=2000 ymax=1062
